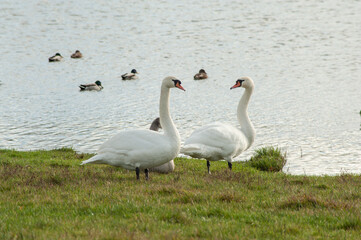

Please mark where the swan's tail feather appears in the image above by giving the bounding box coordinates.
[181,144,201,155]
[81,150,128,166]
[181,144,221,160]
[81,155,104,165]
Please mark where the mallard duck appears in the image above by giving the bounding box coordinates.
[79,81,103,91]
[71,50,82,58]
[48,53,63,62]
[193,69,208,80]
[121,69,138,80]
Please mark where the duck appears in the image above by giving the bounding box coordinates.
[193,69,208,80]
[148,118,175,173]
[150,117,162,131]
[48,53,63,62]
[121,69,138,80]
[79,81,103,91]
[181,77,255,174]
[71,50,83,58]
[81,76,185,180]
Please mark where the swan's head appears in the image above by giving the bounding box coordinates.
[131,69,138,74]
[163,76,186,91]
[230,77,254,90]
[199,69,206,74]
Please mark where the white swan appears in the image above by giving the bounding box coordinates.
[148,117,175,173]
[181,77,255,174]
[81,76,185,180]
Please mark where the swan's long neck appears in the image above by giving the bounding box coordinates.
[237,86,255,149]
[159,85,180,145]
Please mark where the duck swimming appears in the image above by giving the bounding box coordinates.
[194,69,208,80]
[121,69,138,80]
[79,81,103,91]
[71,50,83,58]
[48,53,63,62]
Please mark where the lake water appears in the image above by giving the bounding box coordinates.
[0,0,360,175]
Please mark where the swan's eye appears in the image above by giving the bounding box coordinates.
[237,80,245,85]
[172,79,181,85]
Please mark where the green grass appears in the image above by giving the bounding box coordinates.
[246,146,287,172]
[1,148,360,239]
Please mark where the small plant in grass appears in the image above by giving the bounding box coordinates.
[246,146,287,172]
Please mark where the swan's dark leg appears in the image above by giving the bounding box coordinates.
[136,167,140,180]
[145,169,149,180]
[228,162,232,171]
[207,160,211,174]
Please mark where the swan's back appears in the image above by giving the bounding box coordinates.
[94,129,179,170]
[182,122,248,161]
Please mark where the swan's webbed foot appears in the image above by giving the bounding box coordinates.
[207,160,211,174]
[136,167,140,180]
[228,162,232,171]
[145,169,149,180]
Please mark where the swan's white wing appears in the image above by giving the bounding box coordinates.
[100,130,167,150]
[182,122,247,161]
[95,129,179,169]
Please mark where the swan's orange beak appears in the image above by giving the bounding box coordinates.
[230,81,242,89]
[176,82,186,91]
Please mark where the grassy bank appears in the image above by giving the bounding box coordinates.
[0,148,360,239]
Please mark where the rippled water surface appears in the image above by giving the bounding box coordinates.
[0,0,360,175]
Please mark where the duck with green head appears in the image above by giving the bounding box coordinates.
[48,53,63,62]
[79,81,103,91]
[121,69,138,80]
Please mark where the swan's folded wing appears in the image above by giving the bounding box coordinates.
[183,122,246,159]
[100,130,167,150]
[97,129,177,167]
[185,123,239,147]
